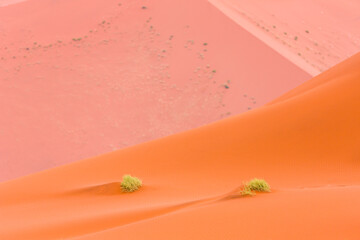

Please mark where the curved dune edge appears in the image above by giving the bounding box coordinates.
[208,0,360,75]
[0,0,310,182]
[208,0,321,76]
[0,53,360,239]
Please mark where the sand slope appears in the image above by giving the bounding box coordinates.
[0,0,310,182]
[0,53,359,239]
[209,0,360,74]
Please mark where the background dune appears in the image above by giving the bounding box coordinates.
[209,0,360,74]
[0,53,359,240]
[0,0,310,181]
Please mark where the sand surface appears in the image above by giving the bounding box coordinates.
[1,0,359,238]
[209,0,360,74]
[0,0,310,181]
[0,0,25,7]
[0,53,359,239]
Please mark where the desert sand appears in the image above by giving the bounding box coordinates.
[1,0,359,239]
[0,0,310,181]
[0,52,359,239]
[0,0,25,7]
[209,0,360,73]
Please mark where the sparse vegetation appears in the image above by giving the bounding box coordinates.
[305,30,309,33]
[72,38,82,41]
[121,175,142,192]
[240,185,255,196]
[246,178,270,192]
[294,36,298,41]
[203,42,208,46]
[240,178,270,196]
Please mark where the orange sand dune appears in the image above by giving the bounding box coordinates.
[0,0,310,182]
[0,53,359,239]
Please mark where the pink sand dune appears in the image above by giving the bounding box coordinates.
[210,0,360,74]
[0,0,310,181]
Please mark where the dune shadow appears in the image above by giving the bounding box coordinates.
[66,182,124,196]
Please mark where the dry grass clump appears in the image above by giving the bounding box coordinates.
[121,175,142,193]
[247,178,270,192]
[240,185,255,196]
[240,178,270,196]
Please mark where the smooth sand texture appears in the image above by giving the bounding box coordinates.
[0,0,310,181]
[0,0,25,7]
[0,53,359,239]
[209,0,360,74]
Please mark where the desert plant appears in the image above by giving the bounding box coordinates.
[240,185,255,196]
[121,175,142,192]
[246,178,270,192]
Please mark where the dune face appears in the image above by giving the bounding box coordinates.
[0,0,310,181]
[209,0,360,74]
[0,53,359,239]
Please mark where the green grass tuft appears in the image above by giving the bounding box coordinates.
[246,178,270,192]
[121,175,142,192]
[239,178,270,196]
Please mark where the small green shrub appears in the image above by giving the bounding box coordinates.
[239,178,270,196]
[121,175,142,192]
[246,178,270,192]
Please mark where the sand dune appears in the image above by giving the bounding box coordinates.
[0,0,310,182]
[0,53,359,239]
[209,0,360,74]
